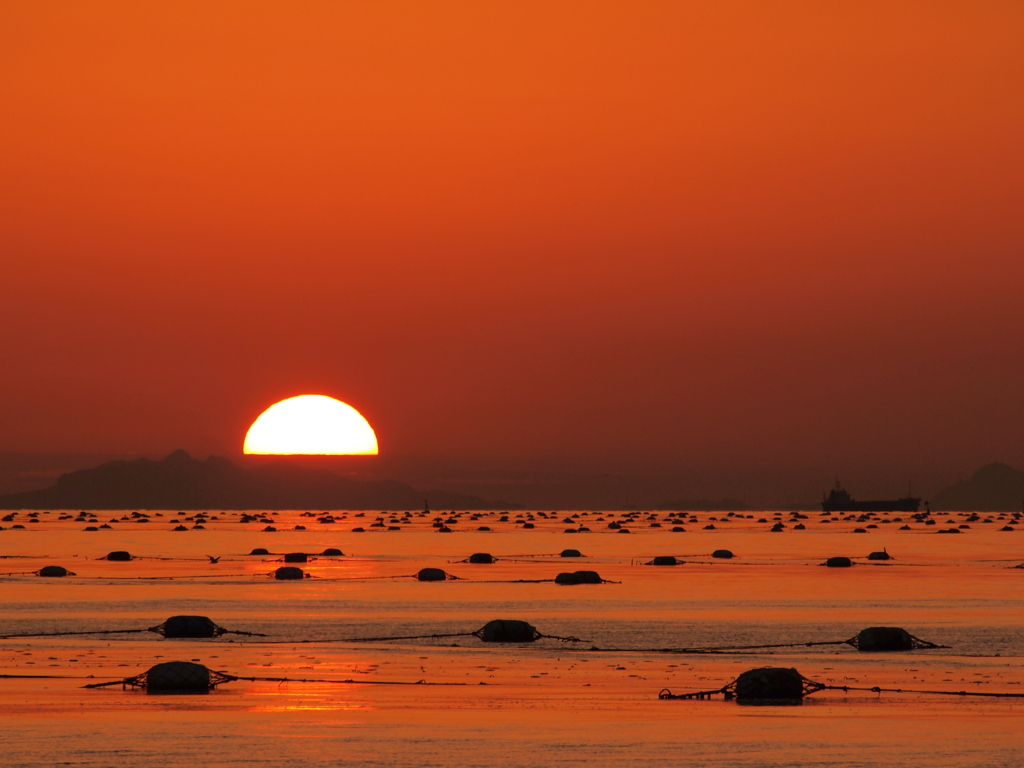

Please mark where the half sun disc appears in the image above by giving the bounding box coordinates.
[243,395,379,455]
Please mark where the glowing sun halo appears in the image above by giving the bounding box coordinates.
[243,395,379,455]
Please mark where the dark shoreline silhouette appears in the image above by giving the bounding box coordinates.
[931,462,1024,512]
[0,450,491,511]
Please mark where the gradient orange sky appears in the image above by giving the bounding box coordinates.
[2,2,1023,480]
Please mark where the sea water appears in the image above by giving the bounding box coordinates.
[1,512,1022,767]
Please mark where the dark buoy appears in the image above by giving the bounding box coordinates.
[559,549,582,558]
[711,549,734,559]
[38,565,71,577]
[825,556,853,568]
[867,549,891,561]
[477,619,540,643]
[854,626,914,652]
[554,570,603,585]
[249,548,270,556]
[416,567,448,582]
[145,661,211,694]
[161,615,219,639]
[274,566,305,580]
[468,553,494,564]
[734,667,805,705]
[650,556,678,566]
[105,551,132,561]
[283,552,308,563]
[321,548,343,556]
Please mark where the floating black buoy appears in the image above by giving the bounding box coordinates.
[650,556,678,566]
[274,566,305,580]
[554,570,603,585]
[145,661,211,694]
[416,568,448,582]
[867,549,891,561]
[249,548,270,555]
[38,565,71,577]
[825,557,853,568]
[734,667,805,705]
[283,552,308,563]
[105,551,132,561]
[321,548,343,556]
[854,626,914,652]
[711,549,734,559]
[559,549,582,558]
[477,619,540,643]
[468,553,494,564]
[161,615,219,639]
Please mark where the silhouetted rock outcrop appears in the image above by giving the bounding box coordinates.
[0,450,491,510]
[932,463,1024,511]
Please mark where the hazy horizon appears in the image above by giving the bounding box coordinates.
[0,447,1005,510]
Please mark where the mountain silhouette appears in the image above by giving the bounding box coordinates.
[931,462,1024,511]
[0,450,490,511]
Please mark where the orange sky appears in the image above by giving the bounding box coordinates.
[2,1,1023,480]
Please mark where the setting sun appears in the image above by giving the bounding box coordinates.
[243,395,378,455]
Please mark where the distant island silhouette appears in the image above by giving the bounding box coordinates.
[931,462,1024,511]
[1,450,1020,512]
[0,450,491,511]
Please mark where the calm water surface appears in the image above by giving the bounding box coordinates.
[1,510,1022,767]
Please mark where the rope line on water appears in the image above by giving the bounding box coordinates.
[658,671,1024,701]
[342,631,477,642]
[82,671,467,689]
[820,684,1024,698]
[337,627,584,644]
[1,673,119,680]
[0,622,264,640]
[579,631,946,655]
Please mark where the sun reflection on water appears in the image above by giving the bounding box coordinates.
[243,682,376,712]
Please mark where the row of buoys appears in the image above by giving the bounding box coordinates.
[82,624,960,697]
[29,547,893,574]
[50,548,346,562]
[826,551,891,567]
[86,658,1024,700]
[462,549,582,562]
[29,551,894,577]
[643,549,889,567]
[412,567,608,584]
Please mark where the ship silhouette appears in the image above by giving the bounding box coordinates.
[821,480,921,513]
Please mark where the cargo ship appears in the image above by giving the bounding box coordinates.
[821,480,921,513]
